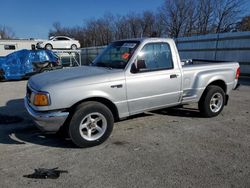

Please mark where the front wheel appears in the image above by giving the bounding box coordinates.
[69,101,114,148]
[198,85,225,117]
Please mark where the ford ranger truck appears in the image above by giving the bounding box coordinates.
[25,38,240,147]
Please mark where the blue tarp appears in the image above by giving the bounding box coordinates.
[0,49,58,80]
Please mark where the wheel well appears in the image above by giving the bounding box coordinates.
[70,97,119,121]
[207,80,227,93]
[199,80,228,105]
[45,43,52,48]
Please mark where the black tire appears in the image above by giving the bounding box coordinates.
[69,101,114,148]
[0,69,5,80]
[34,62,49,68]
[45,44,53,50]
[71,44,77,50]
[198,85,225,117]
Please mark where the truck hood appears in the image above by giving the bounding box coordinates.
[29,66,124,91]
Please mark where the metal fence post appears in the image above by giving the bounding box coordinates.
[214,33,219,61]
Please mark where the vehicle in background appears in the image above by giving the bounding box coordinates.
[0,39,38,56]
[0,49,62,80]
[36,36,81,50]
[25,38,240,148]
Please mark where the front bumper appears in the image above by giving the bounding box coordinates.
[24,97,69,132]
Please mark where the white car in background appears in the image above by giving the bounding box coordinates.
[37,36,80,50]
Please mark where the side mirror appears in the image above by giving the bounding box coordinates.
[137,60,146,69]
[131,60,146,73]
[131,63,138,73]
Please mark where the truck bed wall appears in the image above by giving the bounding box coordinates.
[181,62,239,103]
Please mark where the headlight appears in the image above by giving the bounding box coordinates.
[32,92,50,106]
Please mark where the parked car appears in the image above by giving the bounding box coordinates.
[0,49,61,80]
[36,36,81,50]
[25,38,240,148]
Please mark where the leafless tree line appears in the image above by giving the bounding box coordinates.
[49,11,164,47]
[49,0,245,47]
[159,0,244,37]
[1,0,248,45]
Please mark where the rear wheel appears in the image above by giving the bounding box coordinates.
[198,85,225,117]
[69,101,114,148]
[71,44,77,50]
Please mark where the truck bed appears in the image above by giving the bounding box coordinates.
[181,61,239,103]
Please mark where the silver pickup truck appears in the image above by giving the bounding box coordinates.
[25,38,240,147]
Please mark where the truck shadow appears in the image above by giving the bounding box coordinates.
[0,99,202,148]
[0,99,76,148]
[152,107,202,118]
[0,125,76,148]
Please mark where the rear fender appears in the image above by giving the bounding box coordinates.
[193,69,231,99]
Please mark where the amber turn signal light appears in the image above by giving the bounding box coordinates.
[33,93,49,106]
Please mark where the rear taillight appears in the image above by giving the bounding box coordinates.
[236,67,240,79]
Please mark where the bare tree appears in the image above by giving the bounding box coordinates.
[139,11,156,37]
[0,25,15,39]
[160,0,194,38]
[127,13,142,38]
[213,0,243,33]
[83,15,115,46]
[114,15,130,39]
[237,15,250,31]
[153,12,166,37]
[196,0,214,34]
[85,19,99,46]
[97,14,114,45]
[182,1,197,36]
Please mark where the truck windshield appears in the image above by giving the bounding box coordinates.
[92,41,140,69]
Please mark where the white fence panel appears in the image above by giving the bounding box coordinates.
[176,31,250,75]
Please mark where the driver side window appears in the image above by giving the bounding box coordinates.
[137,43,173,72]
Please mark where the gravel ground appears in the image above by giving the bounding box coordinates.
[0,79,249,188]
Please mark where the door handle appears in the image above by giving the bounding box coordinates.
[170,74,178,79]
[111,84,123,88]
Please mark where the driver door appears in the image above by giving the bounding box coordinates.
[125,42,182,115]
